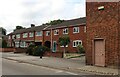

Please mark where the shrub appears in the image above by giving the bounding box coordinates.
[33,46,50,56]
[2,40,7,48]
[77,44,85,54]
[26,44,35,55]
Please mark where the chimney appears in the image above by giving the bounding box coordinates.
[31,24,35,27]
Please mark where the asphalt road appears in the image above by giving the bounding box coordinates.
[2,58,86,75]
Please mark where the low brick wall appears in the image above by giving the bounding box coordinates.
[0,48,15,52]
[14,48,27,53]
[44,52,63,58]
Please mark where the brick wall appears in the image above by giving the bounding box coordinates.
[44,52,63,58]
[56,26,86,53]
[86,2,119,67]
[43,25,86,53]
[14,48,27,53]
[0,48,15,52]
[119,1,120,68]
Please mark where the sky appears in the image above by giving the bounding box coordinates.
[0,0,86,34]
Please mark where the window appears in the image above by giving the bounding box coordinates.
[9,36,11,39]
[73,27,79,33]
[54,30,59,35]
[16,34,20,38]
[63,28,68,34]
[84,26,86,33]
[46,31,50,36]
[73,40,82,47]
[15,42,19,47]
[23,33,28,38]
[20,41,27,48]
[60,45,68,47]
[36,31,42,36]
[12,35,15,39]
[29,32,34,37]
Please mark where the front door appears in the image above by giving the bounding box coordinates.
[94,39,105,66]
[53,41,57,52]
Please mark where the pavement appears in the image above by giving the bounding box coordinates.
[1,52,119,75]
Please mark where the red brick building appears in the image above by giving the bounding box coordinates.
[7,17,86,53]
[43,17,86,53]
[8,25,47,48]
[86,2,120,67]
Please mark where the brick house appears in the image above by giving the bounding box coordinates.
[43,17,86,53]
[86,2,120,67]
[7,17,86,53]
[0,27,7,47]
[8,25,47,48]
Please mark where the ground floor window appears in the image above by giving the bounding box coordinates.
[20,42,27,48]
[60,45,68,47]
[73,40,82,47]
[15,42,19,47]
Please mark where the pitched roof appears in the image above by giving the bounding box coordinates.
[8,17,86,35]
[44,17,86,30]
[8,25,47,35]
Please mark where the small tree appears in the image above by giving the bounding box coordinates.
[33,46,50,56]
[58,35,70,58]
[14,26,25,31]
[77,44,85,54]
[26,44,35,55]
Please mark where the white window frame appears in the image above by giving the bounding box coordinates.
[36,31,42,36]
[54,29,59,35]
[12,35,15,39]
[73,27,79,33]
[63,28,68,34]
[46,31,50,36]
[29,32,34,37]
[73,40,82,47]
[20,41,27,48]
[23,33,28,38]
[16,34,20,39]
[15,42,19,47]
[60,45,68,47]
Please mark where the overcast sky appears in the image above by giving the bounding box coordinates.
[0,0,86,34]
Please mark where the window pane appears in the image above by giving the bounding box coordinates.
[36,32,42,36]
[46,31,50,36]
[79,42,81,45]
[73,27,79,33]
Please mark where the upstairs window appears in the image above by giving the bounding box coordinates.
[73,40,82,47]
[46,31,50,36]
[12,35,15,39]
[63,28,68,34]
[54,30,59,35]
[73,27,79,33]
[16,34,20,38]
[36,31,42,36]
[23,33,28,38]
[29,32,34,37]
[8,36,11,39]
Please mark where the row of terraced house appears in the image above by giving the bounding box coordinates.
[7,1,120,68]
[7,17,86,53]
